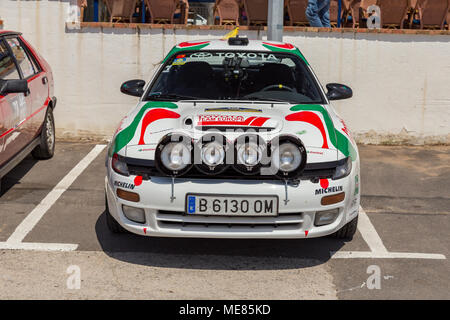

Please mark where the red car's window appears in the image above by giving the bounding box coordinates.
[0,41,20,80]
[6,38,36,79]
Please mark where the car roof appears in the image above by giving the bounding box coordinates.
[174,38,298,52]
[0,30,22,37]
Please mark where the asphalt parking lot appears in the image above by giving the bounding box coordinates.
[0,141,448,299]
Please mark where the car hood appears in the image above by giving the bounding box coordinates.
[110,101,357,164]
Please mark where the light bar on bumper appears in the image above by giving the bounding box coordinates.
[155,133,193,176]
[269,135,307,179]
[233,134,267,175]
[194,133,230,175]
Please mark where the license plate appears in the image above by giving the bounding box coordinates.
[186,194,278,216]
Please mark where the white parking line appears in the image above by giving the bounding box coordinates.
[0,242,78,251]
[356,207,388,253]
[0,144,106,251]
[331,207,446,260]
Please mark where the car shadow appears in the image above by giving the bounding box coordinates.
[95,210,349,271]
[0,154,38,196]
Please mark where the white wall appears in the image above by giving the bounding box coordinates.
[2,0,450,144]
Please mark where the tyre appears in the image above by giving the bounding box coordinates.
[331,216,358,240]
[105,192,128,233]
[32,107,55,159]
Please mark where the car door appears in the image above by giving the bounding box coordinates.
[0,38,26,168]
[5,37,46,143]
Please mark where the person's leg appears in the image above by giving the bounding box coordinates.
[306,0,324,27]
[318,0,331,28]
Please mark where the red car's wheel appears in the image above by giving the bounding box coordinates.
[32,107,55,160]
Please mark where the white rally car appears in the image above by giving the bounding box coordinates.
[105,37,360,240]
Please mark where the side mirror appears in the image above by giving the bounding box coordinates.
[0,79,29,95]
[326,83,353,101]
[120,79,146,97]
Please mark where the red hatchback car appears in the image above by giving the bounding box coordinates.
[0,31,56,191]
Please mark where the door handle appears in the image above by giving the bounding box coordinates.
[42,76,48,85]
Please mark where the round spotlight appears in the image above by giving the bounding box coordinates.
[270,135,307,179]
[155,133,193,176]
[195,133,229,175]
[233,134,267,175]
[201,141,225,167]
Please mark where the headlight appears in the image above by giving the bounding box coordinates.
[234,134,267,175]
[273,142,301,172]
[201,141,225,166]
[332,157,352,180]
[155,133,193,176]
[237,142,260,166]
[112,153,129,176]
[270,135,307,179]
[195,133,229,175]
[161,142,191,171]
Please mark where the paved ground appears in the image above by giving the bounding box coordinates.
[0,142,448,299]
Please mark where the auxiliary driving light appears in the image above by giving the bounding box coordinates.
[270,135,307,179]
[195,133,230,175]
[234,134,267,175]
[155,133,193,176]
[122,205,146,223]
[314,208,339,226]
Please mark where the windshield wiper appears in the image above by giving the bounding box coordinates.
[241,96,291,104]
[148,94,200,101]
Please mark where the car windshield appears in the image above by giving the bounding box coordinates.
[145,50,325,104]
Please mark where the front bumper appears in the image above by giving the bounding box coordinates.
[105,165,360,239]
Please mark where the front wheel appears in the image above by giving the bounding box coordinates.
[32,107,55,159]
[331,216,358,240]
[105,192,128,234]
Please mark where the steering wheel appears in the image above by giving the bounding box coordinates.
[261,84,294,92]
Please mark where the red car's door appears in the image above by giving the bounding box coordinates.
[5,37,47,141]
[0,39,27,167]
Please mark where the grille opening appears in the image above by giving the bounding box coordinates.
[157,220,302,231]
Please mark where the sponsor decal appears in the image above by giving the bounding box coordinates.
[296,130,307,135]
[138,109,180,145]
[261,42,309,65]
[190,52,213,58]
[286,111,329,149]
[198,115,269,127]
[178,41,210,48]
[307,150,324,155]
[163,41,211,63]
[138,148,155,152]
[354,175,360,195]
[289,105,357,161]
[114,181,135,190]
[172,57,186,65]
[340,119,355,144]
[320,178,329,189]
[111,101,178,154]
[134,176,143,186]
[315,185,343,195]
